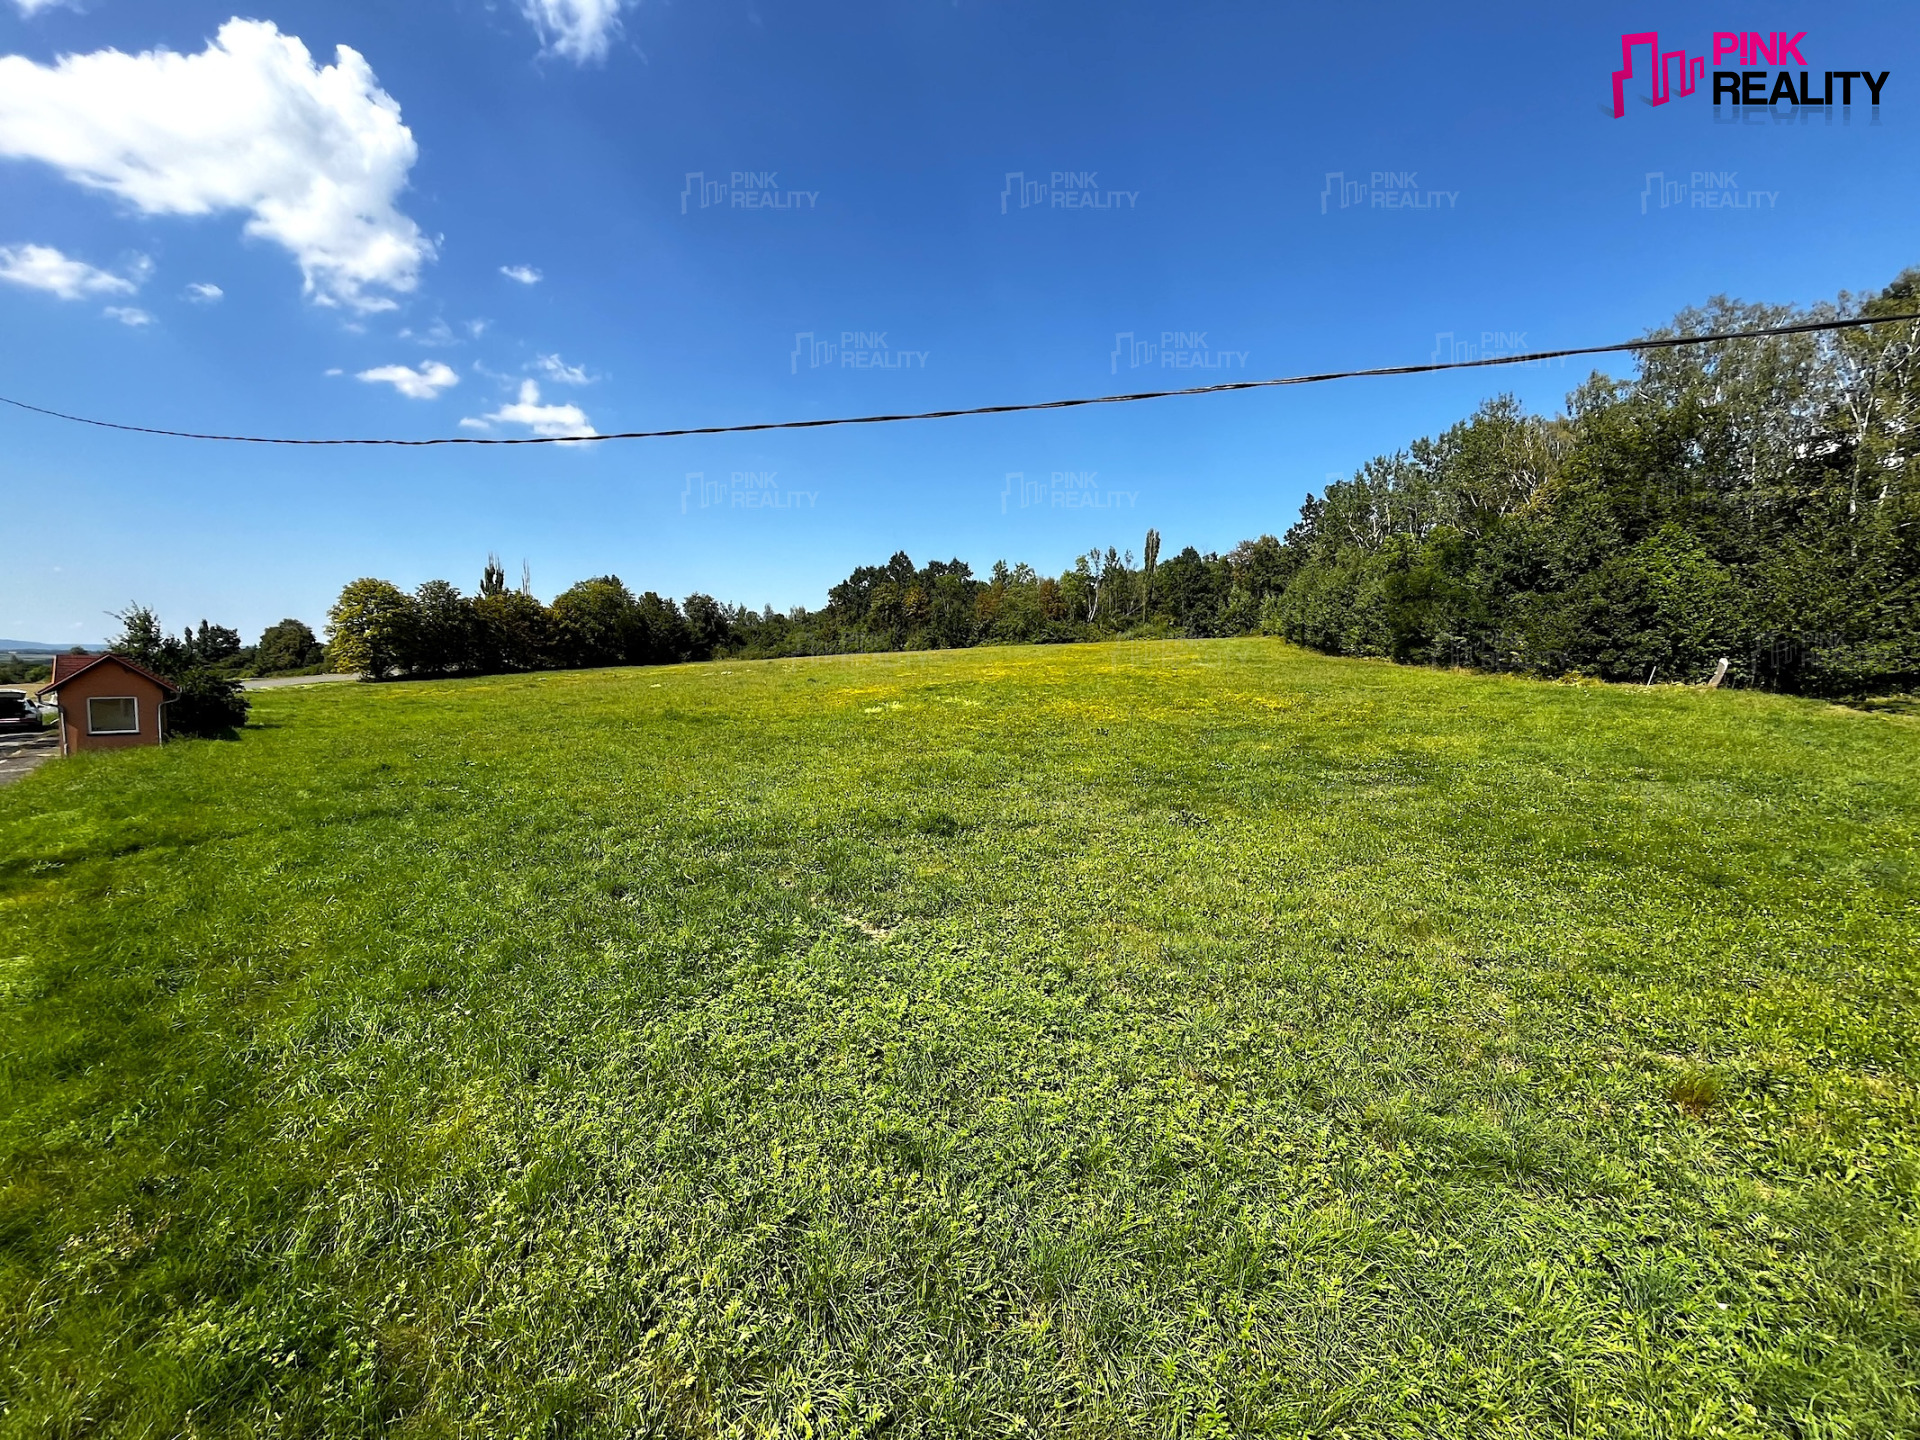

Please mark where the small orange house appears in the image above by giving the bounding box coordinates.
[40,653,177,755]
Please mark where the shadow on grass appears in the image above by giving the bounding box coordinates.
[1838,694,1920,719]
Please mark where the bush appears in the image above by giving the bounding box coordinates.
[167,669,251,738]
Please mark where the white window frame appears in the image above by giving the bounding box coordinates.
[86,695,140,735]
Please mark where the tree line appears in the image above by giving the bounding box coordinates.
[1271,274,1919,694]
[3,618,323,688]
[94,609,334,736]
[321,541,1295,679]
[102,612,329,679]
[325,269,1918,697]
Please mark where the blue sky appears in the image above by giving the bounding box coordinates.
[1,0,1914,645]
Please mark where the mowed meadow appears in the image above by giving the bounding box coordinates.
[2,640,1917,1438]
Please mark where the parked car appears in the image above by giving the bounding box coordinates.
[0,689,45,732]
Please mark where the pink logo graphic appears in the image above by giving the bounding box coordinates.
[1611,32,1708,117]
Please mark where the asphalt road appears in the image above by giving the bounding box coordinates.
[0,730,58,787]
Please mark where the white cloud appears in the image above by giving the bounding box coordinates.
[465,379,596,438]
[184,281,224,302]
[13,0,76,16]
[0,242,148,299]
[521,0,629,64]
[401,317,458,346]
[324,367,343,376]
[532,352,592,385]
[104,305,153,325]
[356,360,460,399]
[398,317,490,346]
[0,19,430,313]
[500,264,541,285]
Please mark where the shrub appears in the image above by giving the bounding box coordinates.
[167,669,250,738]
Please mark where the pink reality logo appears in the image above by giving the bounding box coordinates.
[1608,31,1890,117]
[1609,32,1714,117]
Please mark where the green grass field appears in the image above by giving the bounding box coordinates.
[2,640,1917,1438]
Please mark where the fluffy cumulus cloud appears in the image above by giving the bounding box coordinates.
[499,264,541,285]
[357,361,460,399]
[13,0,76,15]
[521,0,629,64]
[184,281,224,302]
[0,19,430,312]
[0,242,148,298]
[463,379,596,438]
[103,304,153,326]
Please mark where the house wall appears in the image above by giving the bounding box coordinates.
[55,667,168,754]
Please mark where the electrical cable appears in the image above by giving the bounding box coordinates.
[0,311,1914,448]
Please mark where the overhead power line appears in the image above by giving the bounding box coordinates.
[1,312,1915,448]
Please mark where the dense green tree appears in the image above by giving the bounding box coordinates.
[631,592,692,665]
[256,619,325,674]
[326,579,417,680]
[107,603,168,671]
[927,573,976,648]
[408,580,480,675]
[1155,546,1231,635]
[480,553,508,599]
[473,591,553,672]
[551,576,639,667]
[828,552,915,620]
[182,621,243,664]
[682,594,732,660]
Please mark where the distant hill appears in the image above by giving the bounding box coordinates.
[0,641,105,653]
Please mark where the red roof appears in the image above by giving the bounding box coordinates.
[41,652,180,696]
